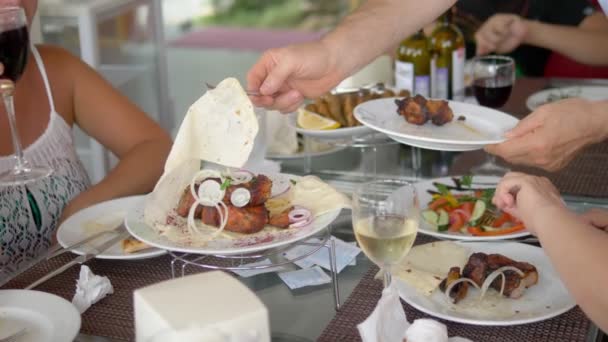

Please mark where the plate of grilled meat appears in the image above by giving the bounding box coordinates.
[393,241,575,325]
[126,170,350,255]
[287,86,410,140]
[354,95,519,151]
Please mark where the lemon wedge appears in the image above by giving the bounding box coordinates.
[297,108,340,130]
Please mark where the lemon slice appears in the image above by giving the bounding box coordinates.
[297,108,340,130]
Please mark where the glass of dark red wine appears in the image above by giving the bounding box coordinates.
[471,55,515,176]
[0,7,52,186]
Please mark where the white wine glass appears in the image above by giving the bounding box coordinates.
[0,7,52,186]
[352,179,419,288]
[471,55,515,176]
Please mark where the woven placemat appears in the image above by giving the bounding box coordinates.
[1,253,232,341]
[451,141,608,198]
[318,263,590,342]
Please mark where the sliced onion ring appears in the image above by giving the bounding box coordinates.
[443,278,479,304]
[229,169,254,184]
[479,266,525,300]
[290,216,313,228]
[288,208,312,223]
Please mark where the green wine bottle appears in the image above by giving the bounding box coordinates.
[430,8,466,100]
[395,30,431,97]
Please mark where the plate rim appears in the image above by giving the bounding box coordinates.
[414,175,531,241]
[125,175,345,255]
[57,195,166,260]
[266,144,347,160]
[397,241,577,326]
[286,112,373,139]
[526,85,608,111]
[0,289,81,341]
[354,98,518,145]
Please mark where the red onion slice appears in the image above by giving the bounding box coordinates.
[290,216,313,228]
[270,174,292,198]
[288,208,312,223]
[229,169,254,184]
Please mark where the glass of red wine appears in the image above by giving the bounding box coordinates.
[471,55,515,176]
[0,7,52,186]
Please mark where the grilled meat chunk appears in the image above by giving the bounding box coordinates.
[201,205,269,234]
[462,252,539,299]
[223,174,272,206]
[176,184,202,218]
[439,267,469,304]
[425,99,454,126]
[395,95,428,125]
[268,206,293,229]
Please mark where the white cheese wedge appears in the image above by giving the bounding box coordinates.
[134,271,270,342]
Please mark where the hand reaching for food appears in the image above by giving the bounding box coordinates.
[580,208,608,231]
[493,172,565,234]
[475,14,528,55]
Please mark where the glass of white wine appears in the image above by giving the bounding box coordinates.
[353,179,419,288]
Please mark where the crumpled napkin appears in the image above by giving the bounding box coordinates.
[72,265,114,314]
[357,282,473,342]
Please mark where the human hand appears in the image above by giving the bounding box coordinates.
[580,208,608,231]
[247,41,348,113]
[493,172,565,235]
[485,98,608,171]
[475,14,528,55]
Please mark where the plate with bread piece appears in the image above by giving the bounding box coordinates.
[393,241,575,325]
[57,195,165,260]
[287,86,410,140]
[354,95,519,151]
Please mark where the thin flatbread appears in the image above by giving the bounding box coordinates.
[122,237,153,253]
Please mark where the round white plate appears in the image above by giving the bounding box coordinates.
[395,241,576,325]
[526,86,608,111]
[354,98,519,151]
[125,175,344,255]
[266,144,346,160]
[414,176,530,241]
[287,112,374,140]
[57,196,166,260]
[0,290,81,342]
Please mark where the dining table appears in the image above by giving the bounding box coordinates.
[2,77,608,342]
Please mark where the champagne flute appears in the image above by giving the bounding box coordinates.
[470,55,515,176]
[352,179,419,288]
[0,7,52,186]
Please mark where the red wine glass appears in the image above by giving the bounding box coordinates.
[0,7,52,186]
[471,55,515,176]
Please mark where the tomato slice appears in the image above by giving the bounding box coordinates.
[448,211,465,232]
[429,198,449,210]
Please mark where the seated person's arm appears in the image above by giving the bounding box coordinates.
[57,48,172,219]
[476,12,608,66]
[494,173,608,331]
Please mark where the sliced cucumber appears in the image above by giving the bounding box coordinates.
[468,200,486,226]
[481,225,501,232]
[437,209,449,231]
[422,210,439,227]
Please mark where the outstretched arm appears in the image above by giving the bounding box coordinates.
[248,0,455,112]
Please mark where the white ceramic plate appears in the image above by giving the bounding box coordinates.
[57,196,165,260]
[526,86,608,111]
[354,98,519,151]
[0,290,81,342]
[125,174,344,255]
[287,112,374,140]
[414,176,530,241]
[395,241,576,325]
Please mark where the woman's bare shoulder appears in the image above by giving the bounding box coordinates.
[35,44,87,71]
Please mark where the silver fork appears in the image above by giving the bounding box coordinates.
[205,82,262,96]
[0,329,26,342]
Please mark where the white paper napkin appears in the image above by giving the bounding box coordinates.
[357,282,473,342]
[72,265,114,314]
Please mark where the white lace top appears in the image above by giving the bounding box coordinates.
[0,46,90,275]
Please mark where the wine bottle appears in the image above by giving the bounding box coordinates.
[430,8,466,100]
[395,30,431,97]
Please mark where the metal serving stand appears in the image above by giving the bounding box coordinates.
[168,227,344,310]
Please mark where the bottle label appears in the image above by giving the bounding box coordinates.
[431,57,449,99]
[451,47,466,101]
[414,76,430,97]
[395,60,414,93]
